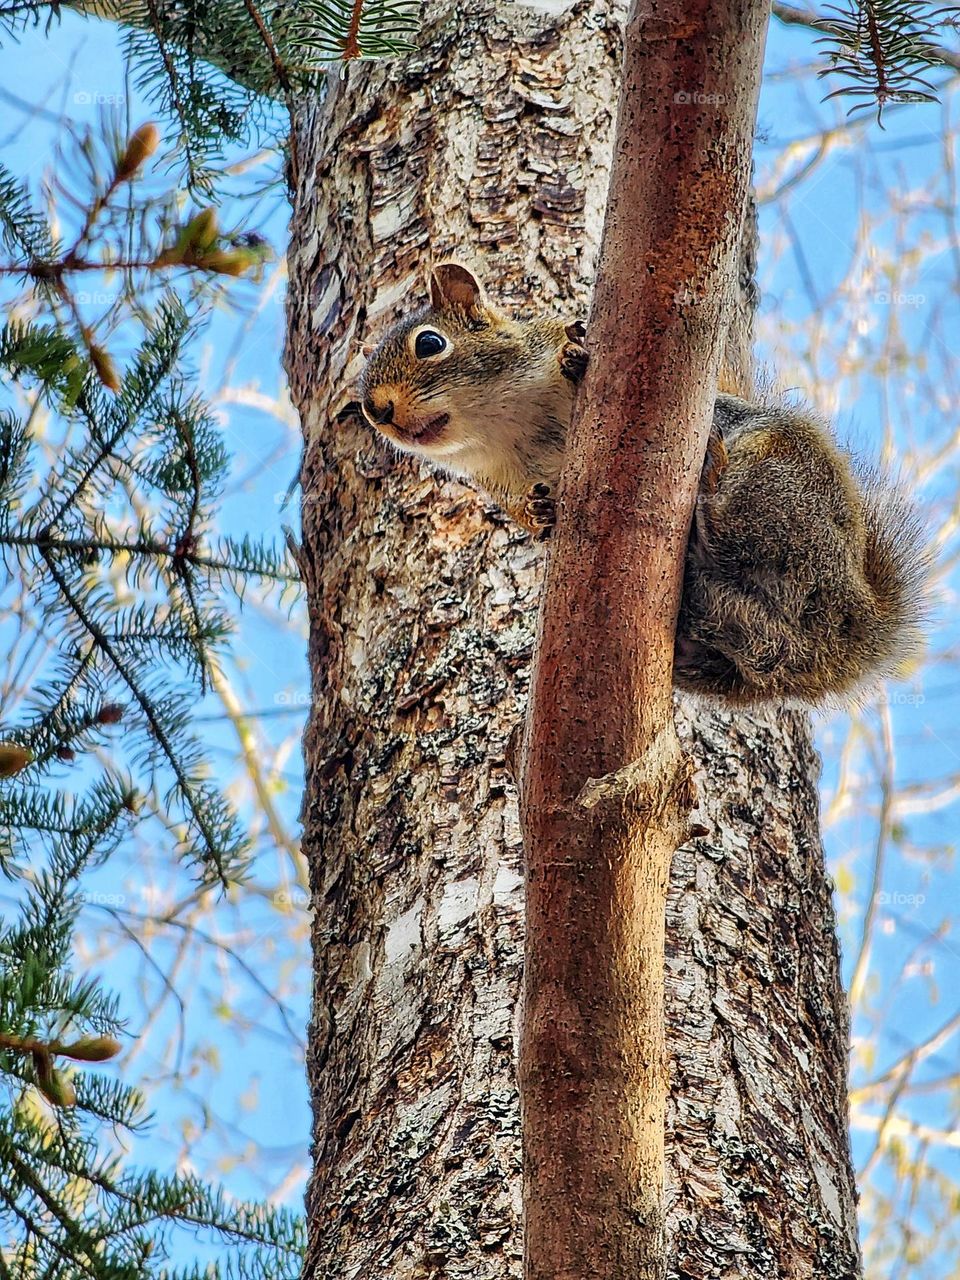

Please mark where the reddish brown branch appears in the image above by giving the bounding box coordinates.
[341,0,365,61]
[518,1,770,1276]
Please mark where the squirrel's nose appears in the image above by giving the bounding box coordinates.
[364,397,394,426]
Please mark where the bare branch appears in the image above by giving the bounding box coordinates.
[518,0,769,1274]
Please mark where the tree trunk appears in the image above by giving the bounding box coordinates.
[286,3,863,1277]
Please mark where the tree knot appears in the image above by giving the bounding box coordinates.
[574,726,697,838]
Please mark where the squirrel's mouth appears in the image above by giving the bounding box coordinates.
[396,413,450,447]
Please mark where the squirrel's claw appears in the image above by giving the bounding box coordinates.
[526,482,556,541]
[559,340,588,386]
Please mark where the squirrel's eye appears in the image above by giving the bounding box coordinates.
[414,330,447,359]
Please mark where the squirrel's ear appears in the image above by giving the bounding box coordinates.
[430,263,485,317]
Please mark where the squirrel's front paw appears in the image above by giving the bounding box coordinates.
[526,483,556,541]
[560,322,588,385]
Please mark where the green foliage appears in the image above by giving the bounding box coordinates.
[0,842,305,1276]
[119,0,417,189]
[0,166,57,264]
[814,0,959,121]
[0,286,293,879]
[122,3,283,193]
[0,118,301,1274]
[287,0,420,66]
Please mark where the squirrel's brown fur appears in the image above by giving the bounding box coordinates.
[357,264,928,707]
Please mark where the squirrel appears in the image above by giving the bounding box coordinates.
[355,263,928,707]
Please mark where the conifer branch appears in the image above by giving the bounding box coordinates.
[0,112,302,1274]
[773,0,960,120]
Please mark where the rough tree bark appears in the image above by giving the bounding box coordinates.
[286,2,863,1277]
[518,2,768,1276]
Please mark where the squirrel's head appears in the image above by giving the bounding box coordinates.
[357,264,534,464]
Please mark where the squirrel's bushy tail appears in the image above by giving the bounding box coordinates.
[855,469,930,688]
[674,426,931,708]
